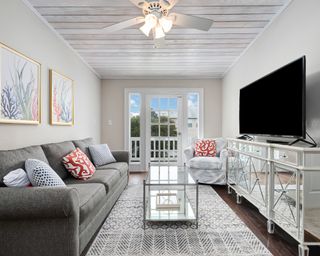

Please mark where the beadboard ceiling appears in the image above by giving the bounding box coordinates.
[26,0,290,79]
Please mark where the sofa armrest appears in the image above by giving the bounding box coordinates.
[184,146,194,163]
[0,187,79,220]
[112,150,129,165]
[0,187,80,256]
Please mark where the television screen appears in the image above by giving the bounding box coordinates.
[239,56,306,138]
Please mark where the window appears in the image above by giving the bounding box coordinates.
[129,93,141,163]
[187,93,200,144]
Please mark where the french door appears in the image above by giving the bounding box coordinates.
[126,88,203,172]
[146,95,183,165]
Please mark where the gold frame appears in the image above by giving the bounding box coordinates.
[49,69,74,126]
[0,42,41,125]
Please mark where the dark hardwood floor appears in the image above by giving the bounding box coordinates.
[130,172,320,256]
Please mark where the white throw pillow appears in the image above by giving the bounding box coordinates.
[25,159,66,187]
[89,144,116,167]
[3,169,31,187]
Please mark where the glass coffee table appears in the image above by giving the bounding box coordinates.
[143,165,199,229]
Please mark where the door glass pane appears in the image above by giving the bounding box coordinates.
[169,111,177,124]
[170,125,177,137]
[160,111,169,123]
[151,125,159,136]
[169,98,177,110]
[151,111,159,123]
[159,98,168,109]
[160,125,168,136]
[151,97,158,110]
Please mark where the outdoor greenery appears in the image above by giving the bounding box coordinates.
[131,111,177,138]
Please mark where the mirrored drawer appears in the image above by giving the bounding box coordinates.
[228,141,238,151]
[273,149,298,166]
[238,144,268,157]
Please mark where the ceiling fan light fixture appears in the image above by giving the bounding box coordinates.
[155,24,165,39]
[139,14,157,36]
[159,17,173,33]
[140,23,152,36]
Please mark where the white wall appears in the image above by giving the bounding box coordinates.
[0,0,101,149]
[222,0,320,143]
[101,79,222,150]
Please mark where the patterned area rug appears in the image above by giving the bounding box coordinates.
[86,185,271,256]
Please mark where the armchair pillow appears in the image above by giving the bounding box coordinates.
[25,159,66,187]
[194,139,217,157]
[62,148,96,180]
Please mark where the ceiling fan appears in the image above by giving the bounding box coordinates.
[103,0,214,48]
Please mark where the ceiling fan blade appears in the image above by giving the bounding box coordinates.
[154,37,166,48]
[129,0,145,8]
[169,13,214,31]
[103,17,145,33]
[165,0,180,10]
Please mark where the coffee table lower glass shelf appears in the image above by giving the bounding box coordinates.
[143,165,199,229]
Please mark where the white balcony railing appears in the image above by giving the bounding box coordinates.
[130,137,140,163]
[130,137,178,164]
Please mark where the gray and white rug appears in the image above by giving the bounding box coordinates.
[87,185,272,256]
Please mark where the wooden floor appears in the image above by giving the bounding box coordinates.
[130,172,320,256]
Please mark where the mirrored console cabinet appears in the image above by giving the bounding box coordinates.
[227,138,320,256]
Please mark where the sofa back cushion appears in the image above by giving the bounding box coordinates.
[72,138,94,160]
[42,141,76,180]
[0,146,48,187]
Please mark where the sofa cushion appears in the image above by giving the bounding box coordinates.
[66,183,106,232]
[72,138,94,160]
[64,169,121,194]
[42,141,76,180]
[0,145,48,187]
[189,157,222,170]
[96,162,128,177]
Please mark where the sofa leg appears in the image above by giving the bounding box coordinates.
[227,186,232,195]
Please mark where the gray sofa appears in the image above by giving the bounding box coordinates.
[0,138,129,256]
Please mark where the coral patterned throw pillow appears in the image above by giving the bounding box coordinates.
[62,148,96,180]
[194,139,217,157]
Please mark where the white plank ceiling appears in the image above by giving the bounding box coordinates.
[26,0,290,79]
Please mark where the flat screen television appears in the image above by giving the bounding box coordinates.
[239,56,306,138]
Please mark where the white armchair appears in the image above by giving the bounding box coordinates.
[184,138,228,185]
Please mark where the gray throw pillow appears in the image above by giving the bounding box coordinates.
[25,159,66,187]
[89,144,116,167]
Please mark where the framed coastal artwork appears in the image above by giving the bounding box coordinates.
[0,43,41,124]
[49,69,74,126]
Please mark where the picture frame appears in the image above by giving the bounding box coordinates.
[49,69,74,126]
[0,42,41,124]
